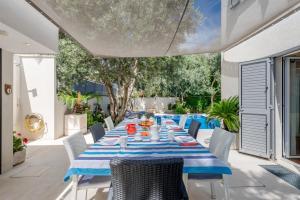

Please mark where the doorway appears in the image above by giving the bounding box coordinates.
[284,57,300,158]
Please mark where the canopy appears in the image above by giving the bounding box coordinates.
[27,0,300,57]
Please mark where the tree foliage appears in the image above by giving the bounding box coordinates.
[56,34,221,121]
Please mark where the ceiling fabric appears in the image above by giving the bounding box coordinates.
[27,0,300,57]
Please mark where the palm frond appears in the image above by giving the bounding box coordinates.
[207,96,239,132]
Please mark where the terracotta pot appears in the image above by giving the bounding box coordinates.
[13,149,26,166]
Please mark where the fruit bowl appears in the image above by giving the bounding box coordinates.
[138,120,154,128]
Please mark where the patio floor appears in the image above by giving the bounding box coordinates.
[0,132,299,200]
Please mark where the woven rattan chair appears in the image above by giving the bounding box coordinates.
[188,120,201,139]
[90,123,106,143]
[108,158,189,200]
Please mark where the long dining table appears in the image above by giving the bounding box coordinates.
[64,118,232,188]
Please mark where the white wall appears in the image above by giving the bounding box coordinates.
[221,53,239,99]
[221,0,300,48]
[1,50,13,173]
[14,55,63,140]
[132,97,177,113]
[224,10,300,62]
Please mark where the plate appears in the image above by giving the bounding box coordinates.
[99,138,120,146]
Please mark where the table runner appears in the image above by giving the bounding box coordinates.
[64,119,231,182]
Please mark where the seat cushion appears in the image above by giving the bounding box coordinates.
[188,173,223,180]
[78,175,111,189]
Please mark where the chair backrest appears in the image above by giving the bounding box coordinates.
[105,116,115,131]
[179,115,188,129]
[63,133,87,162]
[90,123,106,143]
[110,158,185,200]
[188,120,201,139]
[209,128,235,163]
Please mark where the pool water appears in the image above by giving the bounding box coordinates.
[158,114,220,129]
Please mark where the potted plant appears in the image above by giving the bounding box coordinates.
[59,91,89,136]
[207,96,240,149]
[13,131,28,166]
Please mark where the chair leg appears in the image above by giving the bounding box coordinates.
[210,182,216,199]
[223,176,230,200]
[72,176,78,200]
[85,189,88,200]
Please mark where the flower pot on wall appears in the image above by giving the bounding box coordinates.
[13,149,26,166]
[64,113,87,136]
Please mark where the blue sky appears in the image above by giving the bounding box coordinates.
[178,0,221,51]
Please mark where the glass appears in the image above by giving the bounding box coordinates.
[120,136,128,151]
[289,60,300,156]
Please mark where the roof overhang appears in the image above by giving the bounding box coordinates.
[0,0,58,54]
[224,8,300,62]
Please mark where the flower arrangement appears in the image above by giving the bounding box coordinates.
[13,131,28,154]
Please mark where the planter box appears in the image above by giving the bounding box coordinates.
[13,149,26,166]
[64,114,87,136]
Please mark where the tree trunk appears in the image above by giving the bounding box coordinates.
[210,77,217,105]
[105,58,139,123]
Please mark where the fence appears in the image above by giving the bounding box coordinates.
[131,97,177,113]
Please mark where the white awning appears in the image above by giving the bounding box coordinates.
[26,0,300,57]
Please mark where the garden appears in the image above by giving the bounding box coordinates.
[56,33,239,134]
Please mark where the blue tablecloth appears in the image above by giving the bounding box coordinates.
[64,119,231,182]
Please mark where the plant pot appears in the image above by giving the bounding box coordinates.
[64,114,87,136]
[230,133,239,150]
[13,149,26,166]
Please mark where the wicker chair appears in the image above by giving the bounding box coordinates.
[90,123,106,143]
[188,120,201,139]
[108,158,189,200]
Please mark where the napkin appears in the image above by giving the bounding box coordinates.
[99,138,120,146]
[175,136,198,146]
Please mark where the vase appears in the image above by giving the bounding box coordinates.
[13,149,26,166]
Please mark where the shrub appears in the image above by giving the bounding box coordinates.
[173,101,189,114]
[207,96,239,132]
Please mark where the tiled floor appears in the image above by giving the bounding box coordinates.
[0,132,299,200]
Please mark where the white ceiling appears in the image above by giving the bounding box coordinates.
[0,22,56,54]
[0,0,58,54]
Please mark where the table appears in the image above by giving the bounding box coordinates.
[64,118,231,183]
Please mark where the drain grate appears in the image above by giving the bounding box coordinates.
[260,165,300,190]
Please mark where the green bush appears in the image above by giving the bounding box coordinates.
[173,101,189,114]
[207,96,239,132]
[184,96,210,113]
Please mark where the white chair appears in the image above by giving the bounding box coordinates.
[63,133,111,200]
[104,116,115,131]
[188,128,235,200]
[179,114,188,129]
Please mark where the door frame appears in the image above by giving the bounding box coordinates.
[239,58,275,158]
[0,49,2,173]
[283,57,300,158]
